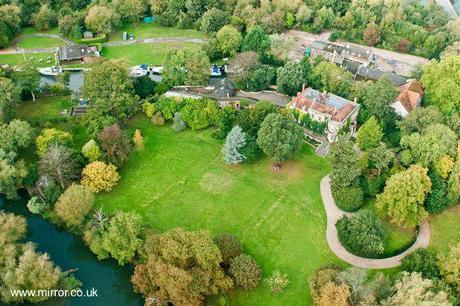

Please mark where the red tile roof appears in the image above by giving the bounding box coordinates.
[396,80,424,113]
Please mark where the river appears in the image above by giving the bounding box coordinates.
[0,195,143,306]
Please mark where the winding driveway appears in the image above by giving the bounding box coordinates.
[320,175,431,269]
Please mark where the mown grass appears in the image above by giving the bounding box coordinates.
[102,42,202,65]
[0,52,55,66]
[16,95,74,122]
[16,36,65,49]
[429,205,460,254]
[108,22,205,41]
[96,115,342,305]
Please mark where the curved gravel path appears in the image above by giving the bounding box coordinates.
[320,175,431,269]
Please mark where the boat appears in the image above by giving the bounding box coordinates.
[210,64,222,77]
[38,66,62,76]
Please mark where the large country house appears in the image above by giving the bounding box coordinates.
[390,80,424,118]
[288,87,360,142]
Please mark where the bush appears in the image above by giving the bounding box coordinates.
[308,264,343,304]
[81,139,101,162]
[336,210,387,258]
[151,112,165,125]
[154,81,170,95]
[329,31,340,42]
[362,174,386,197]
[214,233,242,264]
[27,196,47,214]
[332,186,364,212]
[81,161,120,193]
[229,254,261,290]
[75,33,107,44]
[401,249,440,279]
[265,270,289,293]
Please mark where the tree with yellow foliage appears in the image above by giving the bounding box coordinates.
[81,161,120,193]
[133,129,144,150]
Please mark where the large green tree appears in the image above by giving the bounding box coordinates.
[362,75,398,128]
[163,48,210,86]
[276,60,310,96]
[257,113,303,169]
[328,136,361,188]
[356,116,383,151]
[398,105,444,136]
[241,26,271,53]
[216,25,242,57]
[0,5,21,48]
[83,59,139,135]
[131,228,233,305]
[376,165,431,228]
[421,56,460,115]
[0,77,19,123]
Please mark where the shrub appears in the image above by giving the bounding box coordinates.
[332,186,364,212]
[81,139,101,162]
[154,81,170,95]
[27,196,47,214]
[336,210,387,258]
[214,233,242,264]
[181,98,219,130]
[265,270,289,293]
[36,128,73,156]
[401,249,440,279]
[81,161,120,193]
[55,184,94,228]
[151,112,165,125]
[97,124,132,167]
[142,102,156,118]
[133,129,144,150]
[229,254,261,290]
[308,264,343,304]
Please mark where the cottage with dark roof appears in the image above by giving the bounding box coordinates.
[391,80,424,117]
[57,45,99,63]
[288,87,360,142]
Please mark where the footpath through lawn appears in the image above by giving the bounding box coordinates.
[96,116,340,305]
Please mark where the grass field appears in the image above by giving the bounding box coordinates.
[16,95,74,122]
[108,23,205,41]
[0,52,55,66]
[96,116,341,305]
[429,205,460,254]
[16,36,65,49]
[102,42,201,65]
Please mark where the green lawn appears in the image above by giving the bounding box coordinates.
[0,52,55,66]
[429,205,460,254]
[96,116,341,305]
[102,42,201,65]
[16,95,74,122]
[108,23,205,41]
[16,36,65,49]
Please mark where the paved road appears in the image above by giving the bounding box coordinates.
[320,175,431,269]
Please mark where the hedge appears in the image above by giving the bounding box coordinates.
[76,34,107,45]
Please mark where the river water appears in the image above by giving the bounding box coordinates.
[0,195,143,306]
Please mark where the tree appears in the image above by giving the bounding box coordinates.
[362,75,398,128]
[38,145,78,190]
[222,125,246,164]
[36,128,73,156]
[97,124,132,167]
[336,210,387,257]
[83,59,138,135]
[0,151,28,200]
[82,139,101,162]
[133,129,144,150]
[114,0,147,23]
[376,165,431,228]
[400,124,457,167]
[213,233,242,265]
[318,281,351,306]
[131,228,233,305]
[132,75,156,99]
[242,26,271,53]
[55,184,94,228]
[86,211,144,265]
[181,98,219,130]
[337,268,389,305]
[12,66,40,101]
[32,4,57,30]
[200,8,229,33]
[356,116,383,151]
[163,48,210,86]
[425,169,449,213]
[312,61,353,98]
[81,161,120,193]
[398,105,444,136]
[229,254,261,290]
[276,60,310,96]
[0,120,33,152]
[329,136,361,188]
[238,100,277,136]
[213,106,237,139]
[216,25,242,57]
[84,5,119,34]
[0,77,19,123]
[401,249,440,280]
[384,272,451,305]
[257,113,303,169]
[421,56,460,115]
[367,144,395,176]
[437,243,460,293]
[309,264,343,304]
[363,21,381,46]
[447,158,460,204]
[0,4,21,48]
[246,65,276,91]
